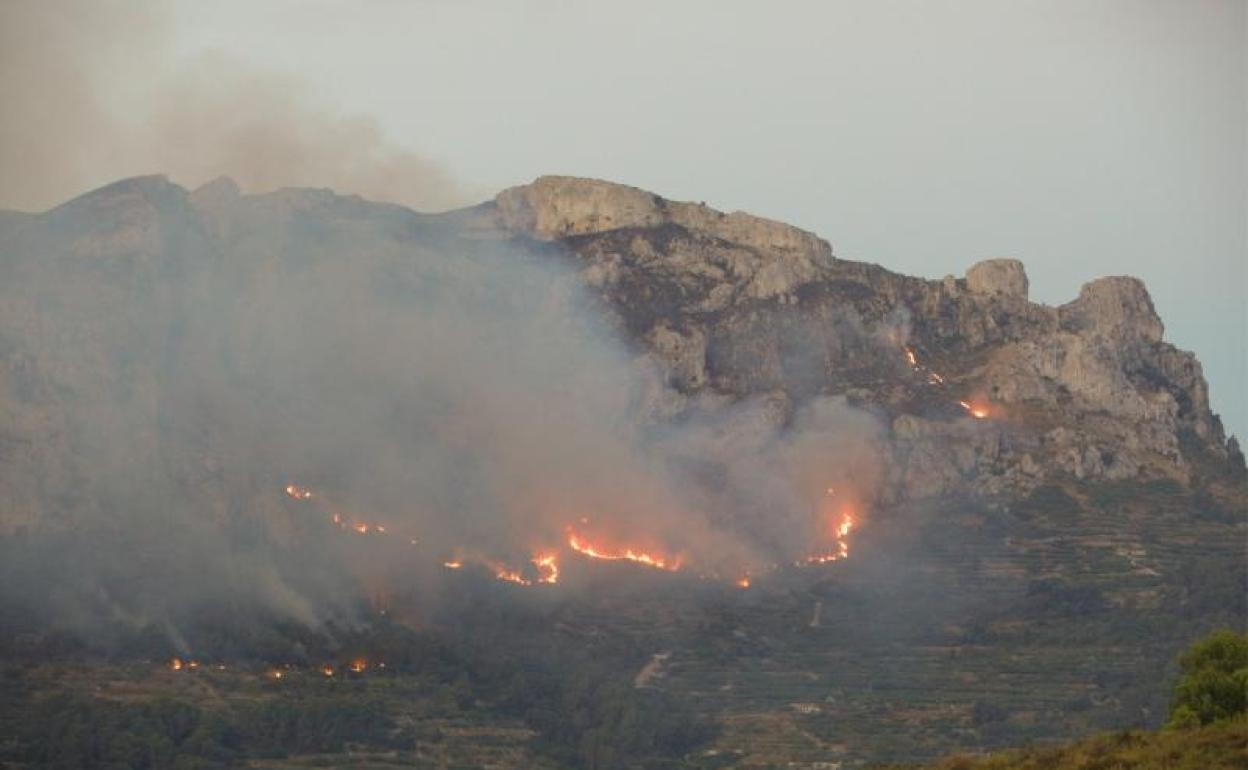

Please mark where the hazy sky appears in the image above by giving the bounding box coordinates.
[7,1,1246,439]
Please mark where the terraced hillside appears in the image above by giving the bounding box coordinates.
[0,175,1243,768]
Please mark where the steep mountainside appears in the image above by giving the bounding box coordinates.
[0,175,1243,766]
[481,176,1239,503]
[0,174,1239,533]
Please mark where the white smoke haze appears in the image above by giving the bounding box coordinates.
[0,174,888,650]
[0,0,888,650]
[0,1,470,213]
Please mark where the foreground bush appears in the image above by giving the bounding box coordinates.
[1165,628,1248,729]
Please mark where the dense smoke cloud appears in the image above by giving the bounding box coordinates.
[0,0,886,652]
[0,176,886,651]
[0,1,467,213]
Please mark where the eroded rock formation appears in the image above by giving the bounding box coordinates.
[0,174,1240,537]
[481,176,1238,502]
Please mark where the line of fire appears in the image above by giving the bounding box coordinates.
[277,343,999,597]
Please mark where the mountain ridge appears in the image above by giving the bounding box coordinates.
[0,174,1244,766]
[0,173,1240,539]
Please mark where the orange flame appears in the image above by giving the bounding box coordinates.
[320,664,335,677]
[169,657,183,671]
[805,511,855,564]
[284,484,313,500]
[736,575,751,589]
[565,529,681,571]
[493,565,530,585]
[349,659,367,673]
[443,560,463,570]
[533,552,560,584]
[959,401,989,419]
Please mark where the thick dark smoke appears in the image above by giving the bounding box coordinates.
[0,1,468,213]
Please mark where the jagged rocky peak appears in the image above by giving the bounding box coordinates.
[965,258,1029,299]
[0,173,1239,534]
[490,176,836,303]
[479,177,1239,500]
[496,175,833,260]
[1060,275,1164,344]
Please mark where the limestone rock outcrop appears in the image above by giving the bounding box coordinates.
[495,176,832,301]
[966,258,1029,299]
[0,174,1240,537]
[487,176,1239,503]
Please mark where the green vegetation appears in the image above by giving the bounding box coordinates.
[875,629,1248,770]
[0,479,1242,768]
[0,616,717,770]
[875,718,1247,770]
[1165,628,1248,729]
[11,691,394,769]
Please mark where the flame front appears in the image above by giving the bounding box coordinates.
[492,565,530,585]
[565,529,681,571]
[533,552,559,584]
[806,510,855,564]
[284,484,313,500]
[901,347,995,420]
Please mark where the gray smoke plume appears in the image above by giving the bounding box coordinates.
[0,174,887,653]
[0,1,468,213]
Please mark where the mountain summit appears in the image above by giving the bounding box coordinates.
[0,175,1243,764]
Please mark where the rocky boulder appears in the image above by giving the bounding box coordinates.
[965,258,1029,299]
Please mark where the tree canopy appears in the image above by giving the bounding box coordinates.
[1166,628,1248,729]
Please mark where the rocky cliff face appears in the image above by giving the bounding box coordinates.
[0,174,1240,539]
[479,176,1240,503]
[2,175,1244,765]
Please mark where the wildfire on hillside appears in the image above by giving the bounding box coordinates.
[565,528,682,571]
[533,552,560,584]
[282,482,863,591]
[806,511,854,564]
[804,487,856,564]
[491,564,530,585]
[902,346,996,420]
[959,400,990,419]
[440,551,560,586]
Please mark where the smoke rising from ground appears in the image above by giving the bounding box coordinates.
[0,1,468,213]
[0,178,885,651]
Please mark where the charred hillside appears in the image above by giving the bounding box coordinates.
[0,175,1243,766]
